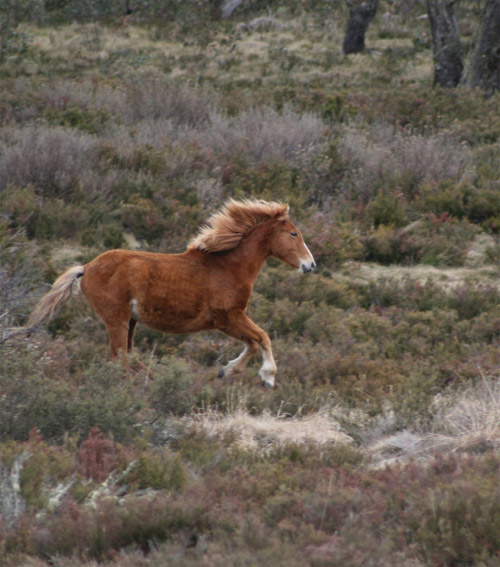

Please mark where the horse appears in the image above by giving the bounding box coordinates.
[28,198,316,388]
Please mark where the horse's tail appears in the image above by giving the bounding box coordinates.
[27,265,85,329]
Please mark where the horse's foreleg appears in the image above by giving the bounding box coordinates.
[256,334,277,388]
[218,312,277,388]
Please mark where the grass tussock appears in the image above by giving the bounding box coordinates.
[183,407,354,451]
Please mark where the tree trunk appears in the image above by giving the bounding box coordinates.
[462,0,500,93]
[426,0,463,87]
[342,0,379,55]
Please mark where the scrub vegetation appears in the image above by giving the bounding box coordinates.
[1,1,500,565]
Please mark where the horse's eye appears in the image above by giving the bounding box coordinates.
[290,232,298,238]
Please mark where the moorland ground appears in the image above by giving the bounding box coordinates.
[1,1,500,565]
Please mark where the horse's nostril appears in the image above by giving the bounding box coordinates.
[311,261,316,270]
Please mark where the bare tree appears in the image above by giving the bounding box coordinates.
[342,0,379,55]
[426,0,463,87]
[461,0,500,93]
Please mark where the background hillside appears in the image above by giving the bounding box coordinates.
[1,1,500,565]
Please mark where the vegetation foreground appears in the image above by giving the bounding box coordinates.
[1,2,500,565]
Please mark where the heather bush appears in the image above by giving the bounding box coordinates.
[0,352,141,442]
[120,79,212,127]
[76,426,124,483]
[0,1,38,62]
[0,222,45,327]
[448,284,500,320]
[18,432,75,510]
[149,357,195,416]
[0,126,106,200]
[300,214,364,268]
[125,448,187,491]
[43,102,110,135]
[405,455,500,565]
[253,264,359,308]
[419,181,500,233]
[201,106,326,166]
[118,196,169,243]
[338,123,473,203]
[365,189,408,228]
[363,214,478,266]
[26,490,210,560]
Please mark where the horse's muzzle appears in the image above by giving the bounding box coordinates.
[301,261,316,274]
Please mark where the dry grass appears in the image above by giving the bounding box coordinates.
[432,372,500,451]
[369,372,500,466]
[25,17,432,90]
[339,260,500,291]
[183,408,354,451]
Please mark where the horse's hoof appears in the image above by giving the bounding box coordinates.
[217,368,225,379]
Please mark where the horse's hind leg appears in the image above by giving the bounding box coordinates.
[218,339,258,379]
[106,321,130,369]
[127,318,137,352]
[217,311,277,388]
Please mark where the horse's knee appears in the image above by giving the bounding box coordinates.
[247,340,259,355]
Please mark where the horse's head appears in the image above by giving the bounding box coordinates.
[270,218,316,274]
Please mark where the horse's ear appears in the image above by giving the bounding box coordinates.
[277,203,289,219]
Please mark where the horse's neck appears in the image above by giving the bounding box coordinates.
[225,223,272,283]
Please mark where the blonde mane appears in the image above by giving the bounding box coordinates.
[188,199,289,253]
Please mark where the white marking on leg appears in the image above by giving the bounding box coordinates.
[258,345,277,388]
[223,344,250,376]
[130,298,140,319]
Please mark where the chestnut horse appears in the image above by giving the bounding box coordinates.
[28,199,315,387]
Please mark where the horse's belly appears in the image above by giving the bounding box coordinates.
[131,297,212,334]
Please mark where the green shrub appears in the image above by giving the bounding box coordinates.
[28,490,210,560]
[363,214,478,266]
[448,284,500,320]
[418,181,500,233]
[19,432,75,509]
[150,357,195,416]
[366,190,408,228]
[125,449,186,491]
[301,214,364,268]
[43,104,110,135]
[0,4,34,62]
[118,197,168,243]
[0,353,141,442]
